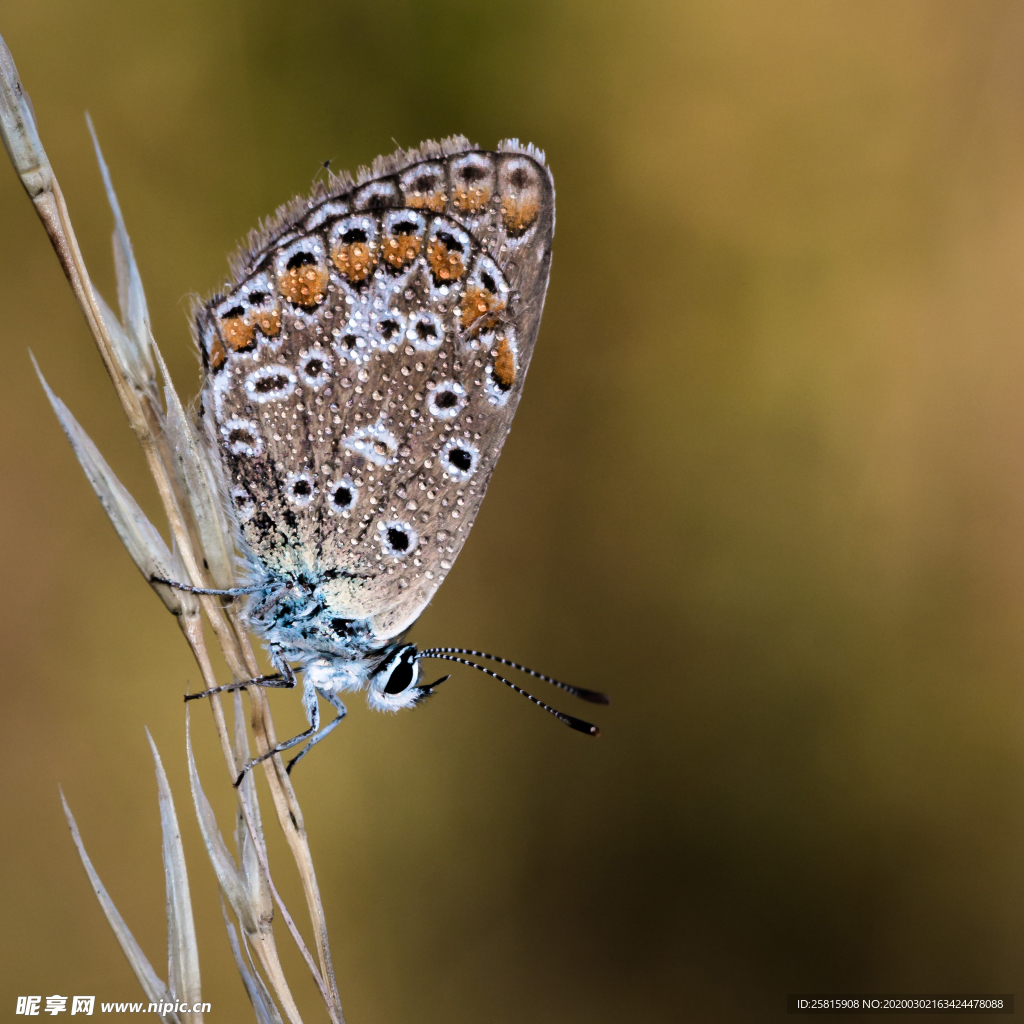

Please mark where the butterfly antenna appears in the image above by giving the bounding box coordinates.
[417,647,610,705]
[416,652,600,736]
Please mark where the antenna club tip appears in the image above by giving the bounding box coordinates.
[577,689,611,706]
[564,715,601,737]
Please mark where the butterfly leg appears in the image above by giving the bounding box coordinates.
[285,688,348,776]
[184,673,292,702]
[150,575,263,597]
[233,679,345,785]
[231,670,315,785]
[186,656,297,702]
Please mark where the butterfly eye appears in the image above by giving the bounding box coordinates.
[370,645,422,705]
[383,656,416,694]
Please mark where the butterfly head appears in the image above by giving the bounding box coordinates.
[298,635,447,713]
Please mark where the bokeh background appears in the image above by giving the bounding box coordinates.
[4,1,1024,1020]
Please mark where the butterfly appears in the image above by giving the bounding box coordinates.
[168,138,606,779]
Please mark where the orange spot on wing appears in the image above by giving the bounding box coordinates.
[221,316,256,352]
[381,230,422,270]
[426,240,466,282]
[459,285,505,331]
[330,240,378,282]
[403,169,447,213]
[406,190,447,213]
[279,264,329,308]
[402,163,448,212]
[493,337,515,390]
[207,333,227,370]
[254,308,281,337]
[501,196,539,234]
[452,183,492,213]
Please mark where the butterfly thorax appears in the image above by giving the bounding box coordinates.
[244,570,387,662]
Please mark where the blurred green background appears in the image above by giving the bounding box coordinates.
[4,1,1024,1020]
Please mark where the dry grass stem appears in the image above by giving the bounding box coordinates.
[1,32,344,1023]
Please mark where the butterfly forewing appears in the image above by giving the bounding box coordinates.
[195,139,554,639]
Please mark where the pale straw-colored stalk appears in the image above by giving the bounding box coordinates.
[1,33,343,1024]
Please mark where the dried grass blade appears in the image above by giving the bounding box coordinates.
[33,356,198,618]
[185,712,257,934]
[1,33,146,431]
[192,712,305,1024]
[59,788,182,1024]
[86,114,156,397]
[146,730,202,1024]
[234,788,341,1024]
[232,647,343,1020]
[156,348,235,590]
[233,691,272,923]
[222,900,285,1024]
[0,32,51,198]
[94,288,135,366]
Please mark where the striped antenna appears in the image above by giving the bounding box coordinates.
[417,647,610,705]
[416,652,600,736]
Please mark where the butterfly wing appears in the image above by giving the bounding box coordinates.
[195,139,554,641]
